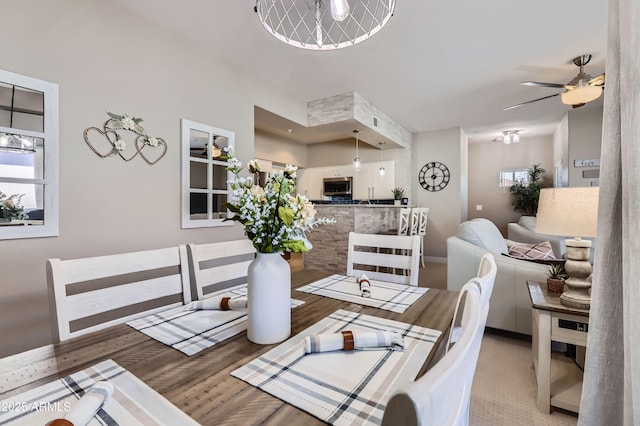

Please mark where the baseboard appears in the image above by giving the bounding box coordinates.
[424,256,447,264]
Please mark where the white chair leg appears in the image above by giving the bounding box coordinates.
[420,236,425,268]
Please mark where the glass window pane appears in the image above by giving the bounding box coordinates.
[212,194,228,217]
[0,137,44,178]
[190,161,207,189]
[190,129,209,159]
[1,182,43,223]
[212,164,227,190]
[189,192,208,220]
[0,84,44,132]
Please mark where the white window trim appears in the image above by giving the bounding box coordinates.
[499,168,529,188]
[181,119,234,229]
[0,69,59,240]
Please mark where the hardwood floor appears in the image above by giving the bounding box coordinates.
[420,261,579,425]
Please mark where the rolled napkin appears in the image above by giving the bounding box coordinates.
[357,274,371,298]
[184,296,248,311]
[48,381,114,426]
[304,330,404,354]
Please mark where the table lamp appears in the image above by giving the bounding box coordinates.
[535,187,599,309]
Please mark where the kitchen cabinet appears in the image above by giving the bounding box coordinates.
[324,164,355,178]
[296,167,324,200]
[353,161,395,200]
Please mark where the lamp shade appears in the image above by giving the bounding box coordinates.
[535,187,599,238]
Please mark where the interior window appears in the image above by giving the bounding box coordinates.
[499,169,529,188]
[0,70,58,240]
[181,119,234,228]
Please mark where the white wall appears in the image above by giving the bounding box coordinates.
[0,0,306,357]
[254,130,308,167]
[412,127,468,259]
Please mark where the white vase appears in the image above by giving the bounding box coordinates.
[394,199,401,206]
[247,252,291,344]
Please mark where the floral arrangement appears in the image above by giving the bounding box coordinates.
[105,112,163,155]
[224,152,335,253]
[392,187,405,200]
[0,191,26,221]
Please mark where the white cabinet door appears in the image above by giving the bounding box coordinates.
[371,160,395,199]
[323,164,355,178]
[354,161,395,200]
[298,167,325,200]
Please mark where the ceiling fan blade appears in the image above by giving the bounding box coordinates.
[521,81,568,89]
[504,92,563,111]
[589,73,605,86]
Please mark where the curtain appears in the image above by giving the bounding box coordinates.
[579,0,640,424]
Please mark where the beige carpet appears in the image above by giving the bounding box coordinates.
[419,262,579,425]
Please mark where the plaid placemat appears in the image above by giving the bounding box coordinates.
[295,274,428,313]
[0,359,199,425]
[231,309,441,425]
[128,284,305,356]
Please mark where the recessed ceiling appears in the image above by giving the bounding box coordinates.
[107,0,607,144]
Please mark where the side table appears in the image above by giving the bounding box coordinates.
[527,281,589,414]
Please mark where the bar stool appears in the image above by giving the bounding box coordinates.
[409,207,429,268]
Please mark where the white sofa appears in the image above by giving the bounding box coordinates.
[447,218,550,335]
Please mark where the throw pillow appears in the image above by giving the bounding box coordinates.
[507,241,555,260]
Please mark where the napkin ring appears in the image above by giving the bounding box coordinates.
[341,330,355,351]
[220,297,231,311]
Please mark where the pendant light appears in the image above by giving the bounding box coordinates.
[378,142,386,176]
[353,130,361,171]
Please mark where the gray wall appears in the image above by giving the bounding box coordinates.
[568,106,603,187]
[412,127,468,260]
[0,0,306,357]
[468,135,554,235]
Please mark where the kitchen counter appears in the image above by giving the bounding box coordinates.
[305,204,403,274]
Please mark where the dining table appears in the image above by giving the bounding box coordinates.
[0,269,459,425]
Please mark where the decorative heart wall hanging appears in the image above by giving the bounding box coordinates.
[83,112,167,165]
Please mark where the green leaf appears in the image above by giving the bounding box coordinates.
[278,206,294,226]
[282,239,309,253]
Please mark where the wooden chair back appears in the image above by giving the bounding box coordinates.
[47,245,191,342]
[187,239,256,299]
[346,232,421,286]
[416,207,429,237]
[382,282,485,426]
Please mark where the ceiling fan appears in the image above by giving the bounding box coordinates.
[504,54,605,111]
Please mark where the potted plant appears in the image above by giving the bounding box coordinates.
[546,263,567,294]
[508,164,547,216]
[392,187,404,205]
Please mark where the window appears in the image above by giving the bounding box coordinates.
[181,119,234,228]
[0,69,58,240]
[499,169,529,187]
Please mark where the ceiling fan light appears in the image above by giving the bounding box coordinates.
[512,133,520,143]
[561,86,603,105]
[0,133,36,153]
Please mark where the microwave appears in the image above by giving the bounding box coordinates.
[323,176,352,196]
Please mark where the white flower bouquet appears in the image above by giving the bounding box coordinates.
[225,154,334,253]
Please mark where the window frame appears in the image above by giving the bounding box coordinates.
[0,69,59,240]
[499,168,529,188]
[180,119,234,229]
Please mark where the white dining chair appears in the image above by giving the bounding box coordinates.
[187,239,256,300]
[47,245,191,342]
[382,281,486,426]
[347,231,421,286]
[447,252,497,350]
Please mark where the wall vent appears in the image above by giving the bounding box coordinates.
[373,117,379,127]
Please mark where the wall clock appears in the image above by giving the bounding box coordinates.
[419,161,450,192]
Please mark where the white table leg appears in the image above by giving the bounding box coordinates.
[537,310,552,414]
